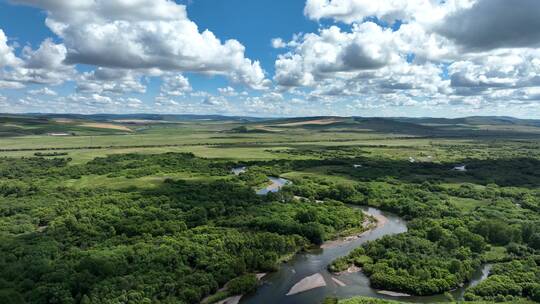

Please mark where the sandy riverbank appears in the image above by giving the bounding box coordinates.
[336,265,362,276]
[215,295,242,304]
[202,273,267,304]
[331,277,347,287]
[286,273,327,296]
[321,211,389,249]
[377,290,412,297]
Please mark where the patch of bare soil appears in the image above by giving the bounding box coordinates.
[80,123,133,132]
[276,118,344,127]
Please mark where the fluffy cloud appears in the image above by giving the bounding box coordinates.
[0,92,142,114]
[29,87,57,96]
[154,97,180,108]
[154,92,233,114]
[218,86,239,97]
[77,68,146,94]
[0,34,75,87]
[0,30,21,67]
[275,23,401,87]
[0,80,25,89]
[304,0,455,24]
[57,93,145,113]
[271,38,287,49]
[12,0,268,89]
[272,0,540,113]
[449,49,540,95]
[436,0,540,51]
[161,74,192,96]
[516,88,540,101]
[202,95,228,107]
[304,0,540,52]
[273,21,451,96]
[19,39,75,85]
[3,0,540,116]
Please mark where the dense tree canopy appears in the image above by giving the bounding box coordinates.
[1,144,540,303]
[0,153,366,303]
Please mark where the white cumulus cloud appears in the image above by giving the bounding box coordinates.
[29,87,58,96]
[12,0,269,89]
[161,74,192,96]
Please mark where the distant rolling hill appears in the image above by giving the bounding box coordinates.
[0,113,267,137]
[1,113,540,138]
[24,113,267,123]
[395,116,540,127]
[256,115,540,138]
[0,114,135,137]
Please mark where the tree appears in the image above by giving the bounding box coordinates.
[227,274,257,295]
[295,209,317,223]
[186,207,208,227]
[0,289,25,304]
[528,233,540,250]
[530,284,540,302]
[323,297,338,304]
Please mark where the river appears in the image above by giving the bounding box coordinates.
[231,167,290,195]
[240,206,490,304]
[231,167,247,176]
[256,177,291,195]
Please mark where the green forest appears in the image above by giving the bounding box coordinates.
[0,153,366,303]
[0,115,540,303]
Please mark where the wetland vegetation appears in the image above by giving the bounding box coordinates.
[0,114,539,303]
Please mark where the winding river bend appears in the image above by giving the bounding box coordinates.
[232,169,490,303]
[240,205,490,304]
[240,207,408,304]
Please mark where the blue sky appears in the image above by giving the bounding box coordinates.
[0,0,320,113]
[0,0,539,118]
[183,0,316,71]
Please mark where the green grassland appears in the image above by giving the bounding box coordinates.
[2,114,540,165]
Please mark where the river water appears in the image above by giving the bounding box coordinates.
[240,206,490,304]
[231,167,247,176]
[256,177,291,195]
[231,166,290,195]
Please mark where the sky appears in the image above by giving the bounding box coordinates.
[0,0,540,118]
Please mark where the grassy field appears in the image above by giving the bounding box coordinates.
[2,114,540,165]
